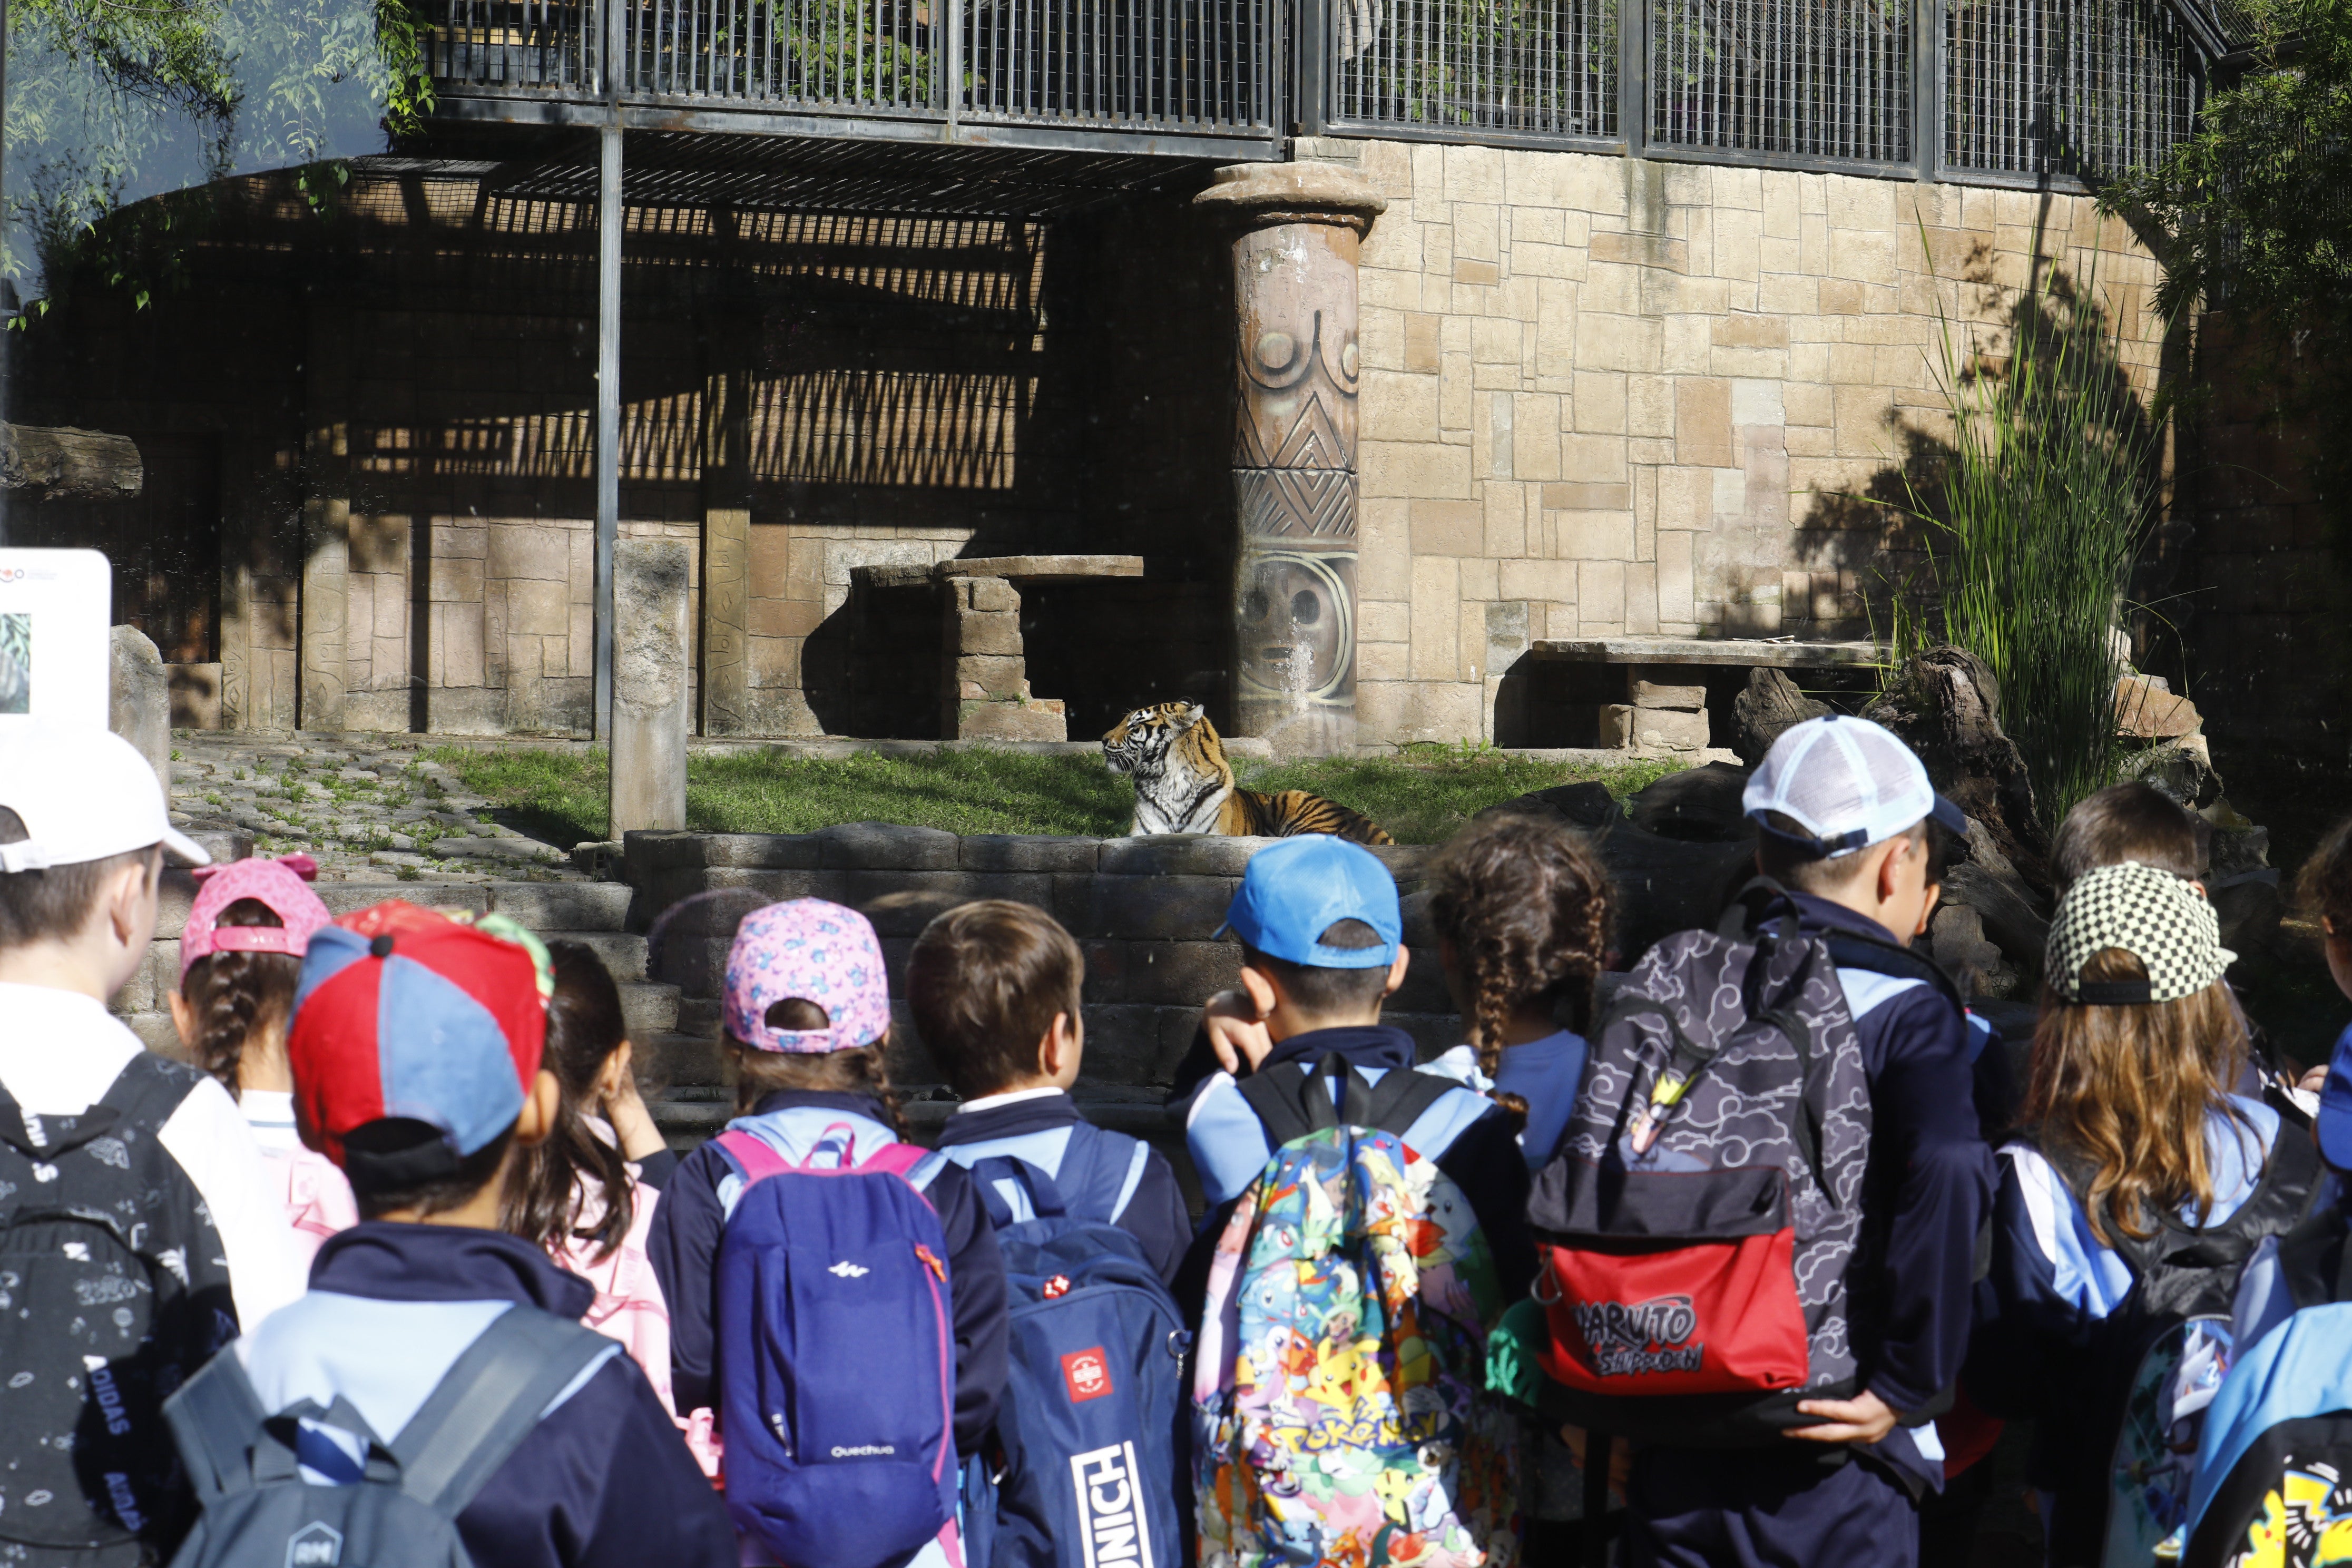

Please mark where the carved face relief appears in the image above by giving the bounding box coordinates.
[1234,548,1355,709]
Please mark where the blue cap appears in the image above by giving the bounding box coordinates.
[2318,1021,2352,1171]
[1217,836,1402,969]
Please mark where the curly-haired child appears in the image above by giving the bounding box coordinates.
[171,853,356,1261]
[1425,809,1612,1170]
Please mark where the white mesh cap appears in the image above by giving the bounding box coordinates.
[1742,714,1966,857]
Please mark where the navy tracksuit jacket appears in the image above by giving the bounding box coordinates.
[930,1090,1191,1285]
[235,1223,735,1568]
[1623,893,1997,1568]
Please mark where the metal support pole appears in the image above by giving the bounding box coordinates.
[593,123,621,740]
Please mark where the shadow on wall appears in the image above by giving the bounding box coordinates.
[1488,232,2172,749]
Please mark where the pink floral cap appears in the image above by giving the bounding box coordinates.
[180,855,331,982]
[724,899,893,1054]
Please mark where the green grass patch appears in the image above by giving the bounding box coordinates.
[1239,750,1676,844]
[430,744,1683,846]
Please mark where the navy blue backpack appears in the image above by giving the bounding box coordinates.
[963,1142,1188,1568]
[714,1125,961,1568]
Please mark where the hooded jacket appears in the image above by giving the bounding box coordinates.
[234,1222,733,1568]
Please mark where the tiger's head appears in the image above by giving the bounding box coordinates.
[1101,700,1229,784]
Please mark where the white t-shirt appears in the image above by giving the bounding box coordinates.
[0,982,307,1328]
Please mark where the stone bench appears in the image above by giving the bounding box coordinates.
[1528,635,1885,753]
[851,555,1146,742]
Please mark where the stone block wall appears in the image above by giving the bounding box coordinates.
[1310,138,2170,745]
[624,826,1458,1092]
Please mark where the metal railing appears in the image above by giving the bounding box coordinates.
[426,0,1277,139]
[1944,0,2200,179]
[1328,0,1619,143]
[1309,0,2205,184]
[1649,0,1911,164]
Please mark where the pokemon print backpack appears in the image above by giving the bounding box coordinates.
[1192,1053,1516,1568]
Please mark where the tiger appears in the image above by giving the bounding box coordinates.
[1100,701,1394,845]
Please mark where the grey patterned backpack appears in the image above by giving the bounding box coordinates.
[1526,908,1871,1447]
[163,1305,615,1568]
[0,1054,238,1566]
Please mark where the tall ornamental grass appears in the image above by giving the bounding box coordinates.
[1895,252,2156,832]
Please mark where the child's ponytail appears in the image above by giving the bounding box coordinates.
[1427,811,1613,1079]
[181,899,301,1098]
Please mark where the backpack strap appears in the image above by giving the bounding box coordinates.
[165,1350,275,1505]
[716,1129,791,1186]
[966,1155,1071,1229]
[389,1306,616,1517]
[1363,1065,1458,1143]
[1050,1123,1148,1224]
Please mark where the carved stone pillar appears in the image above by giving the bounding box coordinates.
[700,359,753,736]
[298,302,349,733]
[1194,164,1385,755]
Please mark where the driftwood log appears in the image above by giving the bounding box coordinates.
[1861,645,2050,889]
[0,423,142,497]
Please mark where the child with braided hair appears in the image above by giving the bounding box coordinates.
[171,853,357,1262]
[1425,809,1613,1170]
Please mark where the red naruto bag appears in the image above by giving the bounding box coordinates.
[1527,908,1873,1446]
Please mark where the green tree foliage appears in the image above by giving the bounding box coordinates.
[3,0,435,310]
[2103,0,2352,517]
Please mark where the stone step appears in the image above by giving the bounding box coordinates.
[620,981,680,1039]
[541,931,646,982]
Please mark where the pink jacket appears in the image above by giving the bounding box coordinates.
[269,1144,359,1270]
[550,1169,680,1420]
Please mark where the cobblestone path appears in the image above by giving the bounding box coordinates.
[168,732,584,883]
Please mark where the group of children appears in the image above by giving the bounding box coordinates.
[5,707,2352,1568]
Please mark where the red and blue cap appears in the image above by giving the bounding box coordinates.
[287,901,548,1173]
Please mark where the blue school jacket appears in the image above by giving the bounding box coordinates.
[645,1090,1010,1454]
[930,1089,1191,1285]
[1972,1095,2281,1544]
[236,1223,734,1568]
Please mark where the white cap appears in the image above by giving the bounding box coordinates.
[1742,714,1965,858]
[0,724,210,871]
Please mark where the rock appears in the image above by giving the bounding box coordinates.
[2209,822,2270,882]
[2119,742,2224,811]
[2115,675,2203,740]
[1733,668,1830,766]
[1631,680,1706,712]
[2211,872,2282,958]
[1602,704,1710,751]
[1488,780,1621,830]
[1591,823,1757,966]
[109,625,170,801]
[1621,761,1753,842]
[1943,860,2051,972]
[1862,646,2049,886]
[1930,902,2017,1001]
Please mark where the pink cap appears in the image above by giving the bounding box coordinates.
[724,899,892,1054]
[180,855,331,982]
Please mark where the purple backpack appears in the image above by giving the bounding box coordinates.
[714,1124,959,1568]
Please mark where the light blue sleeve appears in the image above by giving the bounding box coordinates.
[1184,1074,1275,1211]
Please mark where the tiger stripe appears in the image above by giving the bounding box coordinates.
[1100,702,1393,846]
